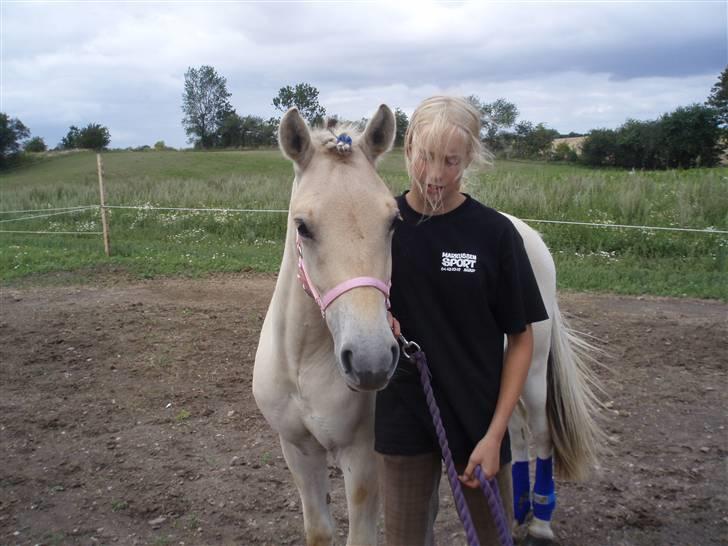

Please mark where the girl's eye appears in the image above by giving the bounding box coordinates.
[446,156,461,166]
[296,221,313,239]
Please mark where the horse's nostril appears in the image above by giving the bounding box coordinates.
[391,344,400,368]
[341,349,353,375]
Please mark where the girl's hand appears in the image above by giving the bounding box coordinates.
[459,433,502,488]
[387,312,401,338]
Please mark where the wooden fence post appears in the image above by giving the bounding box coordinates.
[96,153,111,256]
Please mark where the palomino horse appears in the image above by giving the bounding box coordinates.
[504,213,605,545]
[253,105,400,545]
[254,105,604,546]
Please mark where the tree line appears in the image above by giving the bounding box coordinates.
[559,68,727,168]
[181,65,726,169]
[1,67,725,170]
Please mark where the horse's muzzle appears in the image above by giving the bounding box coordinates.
[339,341,399,391]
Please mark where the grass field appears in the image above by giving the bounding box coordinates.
[1,149,726,300]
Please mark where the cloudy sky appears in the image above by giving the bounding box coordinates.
[1,0,726,149]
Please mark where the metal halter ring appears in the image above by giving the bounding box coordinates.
[397,334,421,361]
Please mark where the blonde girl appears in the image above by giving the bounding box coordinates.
[375,96,548,545]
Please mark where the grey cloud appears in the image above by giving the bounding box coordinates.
[3,1,725,148]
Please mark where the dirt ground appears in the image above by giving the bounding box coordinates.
[1,274,726,546]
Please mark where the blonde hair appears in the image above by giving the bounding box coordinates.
[404,96,492,211]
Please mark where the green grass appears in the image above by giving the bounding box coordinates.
[1,150,726,300]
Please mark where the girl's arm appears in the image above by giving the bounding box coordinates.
[459,324,534,486]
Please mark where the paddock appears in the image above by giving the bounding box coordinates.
[0,275,725,546]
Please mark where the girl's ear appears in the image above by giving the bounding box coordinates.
[360,104,396,164]
[278,108,313,170]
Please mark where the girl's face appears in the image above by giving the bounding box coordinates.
[408,128,470,214]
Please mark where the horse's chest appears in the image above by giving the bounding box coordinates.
[268,387,368,450]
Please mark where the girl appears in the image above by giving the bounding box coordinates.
[375,96,548,545]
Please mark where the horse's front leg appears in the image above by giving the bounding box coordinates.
[337,439,379,546]
[280,436,335,546]
[509,402,532,527]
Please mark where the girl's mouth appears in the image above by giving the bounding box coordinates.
[426,184,444,194]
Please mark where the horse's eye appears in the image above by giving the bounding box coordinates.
[297,221,313,239]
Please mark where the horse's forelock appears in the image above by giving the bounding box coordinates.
[310,124,363,159]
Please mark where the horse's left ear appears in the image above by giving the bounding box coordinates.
[360,105,396,163]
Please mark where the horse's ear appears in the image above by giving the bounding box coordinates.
[279,108,313,169]
[360,104,396,163]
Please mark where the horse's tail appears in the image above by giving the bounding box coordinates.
[546,298,607,481]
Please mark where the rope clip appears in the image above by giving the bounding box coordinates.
[397,334,421,361]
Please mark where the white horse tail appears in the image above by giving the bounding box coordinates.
[546,298,607,481]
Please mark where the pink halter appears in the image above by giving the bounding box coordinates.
[296,233,391,317]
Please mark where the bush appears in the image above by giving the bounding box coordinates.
[550,142,578,162]
[581,105,722,170]
[59,123,111,150]
[24,136,47,153]
[580,129,617,167]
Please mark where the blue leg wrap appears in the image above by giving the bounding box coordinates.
[533,457,556,521]
[511,461,531,524]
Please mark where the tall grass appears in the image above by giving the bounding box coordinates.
[1,151,726,299]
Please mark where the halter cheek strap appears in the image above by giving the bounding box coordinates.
[296,233,391,317]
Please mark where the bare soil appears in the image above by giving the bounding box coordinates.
[1,275,726,546]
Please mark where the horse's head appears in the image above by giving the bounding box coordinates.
[279,105,400,391]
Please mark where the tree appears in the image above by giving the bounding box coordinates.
[467,96,519,149]
[218,112,245,148]
[218,113,277,148]
[25,136,47,152]
[706,67,728,132]
[77,123,111,150]
[182,65,234,148]
[580,129,618,167]
[0,113,30,166]
[272,83,326,125]
[58,124,110,150]
[59,126,81,149]
[614,119,662,169]
[394,108,409,147]
[659,104,721,168]
[511,121,559,158]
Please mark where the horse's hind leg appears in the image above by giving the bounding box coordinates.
[280,436,335,546]
[337,440,379,545]
[522,322,556,542]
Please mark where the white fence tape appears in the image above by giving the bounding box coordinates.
[1,204,726,235]
[0,206,97,224]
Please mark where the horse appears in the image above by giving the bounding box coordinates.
[504,213,606,545]
[253,105,400,546]
[253,105,605,546]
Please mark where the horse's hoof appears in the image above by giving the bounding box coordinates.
[518,535,560,546]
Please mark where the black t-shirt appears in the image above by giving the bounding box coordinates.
[375,192,549,466]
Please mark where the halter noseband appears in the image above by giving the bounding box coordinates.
[296,233,391,317]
